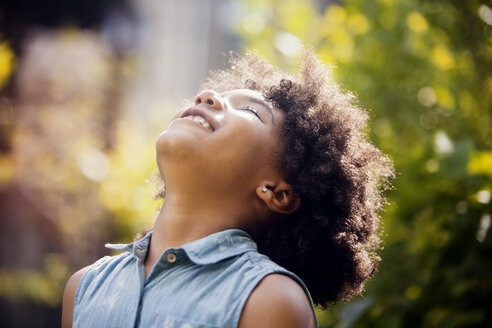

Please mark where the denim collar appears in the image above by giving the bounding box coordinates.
[105,229,258,265]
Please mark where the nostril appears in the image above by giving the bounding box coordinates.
[195,91,221,108]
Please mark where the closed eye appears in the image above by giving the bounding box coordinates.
[239,105,264,122]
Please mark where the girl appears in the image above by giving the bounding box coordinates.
[62,50,394,328]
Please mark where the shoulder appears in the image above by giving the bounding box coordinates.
[61,266,91,328]
[238,273,316,328]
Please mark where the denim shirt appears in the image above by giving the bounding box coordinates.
[73,229,318,328]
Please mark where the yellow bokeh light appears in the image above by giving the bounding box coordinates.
[434,86,455,109]
[325,5,347,25]
[468,151,492,177]
[407,11,429,33]
[330,26,352,43]
[348,12,371,35]
[326,26,354,63]
[431,46,455,70]
[279,0,315,37]
[0,42,15,89]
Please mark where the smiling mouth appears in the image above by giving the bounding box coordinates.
[181,114,214,131]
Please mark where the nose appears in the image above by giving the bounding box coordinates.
[194,90,224,110]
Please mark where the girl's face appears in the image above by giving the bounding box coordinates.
[156,89,285,193]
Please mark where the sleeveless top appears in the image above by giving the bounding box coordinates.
[73,229,319,328]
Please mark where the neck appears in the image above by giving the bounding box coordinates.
[143,186,255,277]
[153,193,243,247]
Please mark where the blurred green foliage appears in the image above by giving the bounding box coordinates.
[237,0,491,327]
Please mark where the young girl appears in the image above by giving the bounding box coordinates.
[62,50,394,328]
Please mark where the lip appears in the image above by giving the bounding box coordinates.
[178,107,217,131]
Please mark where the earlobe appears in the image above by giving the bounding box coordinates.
[256,182,301,215]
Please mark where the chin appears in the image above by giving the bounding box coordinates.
[155,128,199,160]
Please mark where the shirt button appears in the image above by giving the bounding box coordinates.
[166,253,177,263]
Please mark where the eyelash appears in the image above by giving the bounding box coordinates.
[239,105,263,122]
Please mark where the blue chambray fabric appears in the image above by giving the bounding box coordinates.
[73,229,319,328]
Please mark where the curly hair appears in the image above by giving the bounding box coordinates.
[156,50,394,307]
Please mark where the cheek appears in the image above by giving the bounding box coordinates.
[212,130,276,172]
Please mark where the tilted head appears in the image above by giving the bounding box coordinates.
[156,50,394,307]
[155,86,300,225]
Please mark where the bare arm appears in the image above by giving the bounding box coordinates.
[238,274,316,328]
[61,266,91,328]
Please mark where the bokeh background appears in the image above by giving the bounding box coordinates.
[0,0,490,327]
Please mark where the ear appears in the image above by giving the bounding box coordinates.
[256,181,301,215]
